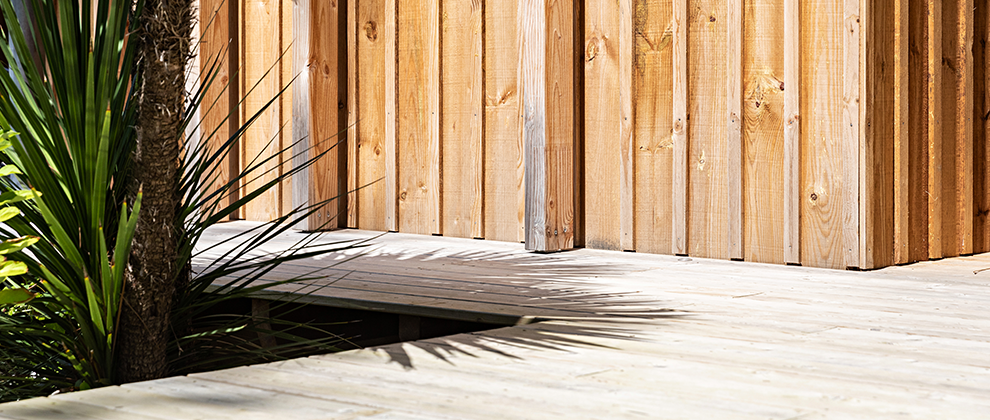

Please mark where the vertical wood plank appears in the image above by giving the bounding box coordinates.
[671,0,687,255]
[956,0,974,255]
[975,0,990,253]
[308,0,345,230]
[743,0,785,265]
[356,0,388,231]
[201,0,237,220]
[801,0,845,269]
[384,0,398,231]
[857,0,871,269]
[842,0,860,268]
[280,0,294,222]
[522,0,577,252]
[687,0,728,259]
[441,0,484,239]
[893,0,909,264]
[242,0,282,222]
[346,0,358,228]
[584,0,621,250]
[632,0,673,255]
[619,0,634,251]
[397,0,441,235]
[907,0,932,262]
[291,0,310,229]
[726,0,742,261]
[940,0,960,257]
[928,0,943,259]
[484,0,524,242]
[783,0,799,264]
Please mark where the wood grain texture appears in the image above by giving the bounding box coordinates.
[893,0,909,264]
[385,0,398,231]
[670,0,687,255]
[280,0,294,223]
[346,0,358,228]
[441,0,484,239]
[907,0,933,262]
[862,0,895,269]
[484,0,524,242]
[928,0,943,259]
[584,0,622,250]
[940,0,961,257]
[726,0,742,261]
[522,0,576,251]
[686,0,728,259]
[947,0,974,256]
[200,0,237,220]
[291,0,310,230]
[397,0,441,235]
[800,0,845,269]
[619,0,634,251]
[632,0,673,255]
[782,0,799,264]
[975,0,990,254]
[356,0,388,231]
[242,0,283,222]
[742,0,785,264]
[842,0,860,268]
[308,0,346,230]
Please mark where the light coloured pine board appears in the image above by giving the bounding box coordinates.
[356,0,388,231]
[842,0,860,268]
[385,0,398,231]
[782,0,799,265]
[618,0,634,251]
[583,0,622,251]
[441,0,484,239]
[858,0,872,269]
[0,395,163,420]
[976,1,990,254]
[726,0,742,261]
[893,0,909,264]
[928,0,943,260]
[397,0,441,235]
[309,0,346,230]
[242,0,282,222]
[483,0,524,243]
[743,0,785,264]
[280,0,294,222]
[670,0,687,255]
[801,0,845,269]
[291,0,310,230]
[200,0,236,220]
[686,0,727,259]
[632,0,673,255]
[346,0,358,228]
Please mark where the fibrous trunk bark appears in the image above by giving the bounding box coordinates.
[116,0,193,383]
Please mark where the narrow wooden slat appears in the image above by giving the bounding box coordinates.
[308,0,345,230]
[893,0,909,264]
[958,0,975,255]
[618,0,634,251]
[346,0,359,228]
[200,0,237,220]
[928,0,943,259]
[384,0,398,232]
[522,0,576,252]
[858,0,872,269]
[842,0,860,268]
[484,0,524,242]
[441,0,484,239]
[583,0,621,250]
[907,0,932,262]
[940,0,961,258]
[397,0,441,235]
[976,0,990,253]
[783,0,799,264]
[280,0,294,223]
[632,0,673,255]
[242,0,282,222]
[356,0,388,231]
[686,0,728,259]
[291,0,310,230]
[743,0,785,265]
[671,0,687,255]
[726,0,742,261]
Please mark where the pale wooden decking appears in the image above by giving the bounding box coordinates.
[2,221,990,419]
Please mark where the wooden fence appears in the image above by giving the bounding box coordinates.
[196,0,990,270]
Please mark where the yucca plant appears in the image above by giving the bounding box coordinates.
[0,0,359,400]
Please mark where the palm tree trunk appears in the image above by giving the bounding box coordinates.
[116,0,193,383]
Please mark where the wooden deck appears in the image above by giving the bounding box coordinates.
[2,220,990,418]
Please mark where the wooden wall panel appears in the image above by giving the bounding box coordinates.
[308,0,346,230]
[355,0,389,231]
[893,0,909,264]
[397,0,441,235]
[484,0,524,243]
[346,0,358,228]
[940,0,962,258]
[975,0,990,254]
[741,0,784,264]
[584,0,622,250]
[441,0,484,239]
[686,0,728,259]
[632,0,673,255]
[863,0,895,269]
[280,0,293,220]
[242,0,282,222]
[782,0,799,264]
[800,0,845,269]
[200,0,237,217]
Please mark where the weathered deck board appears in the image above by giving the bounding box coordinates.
[4,221,990,419]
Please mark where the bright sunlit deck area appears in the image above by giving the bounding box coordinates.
[1,221,989,419]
